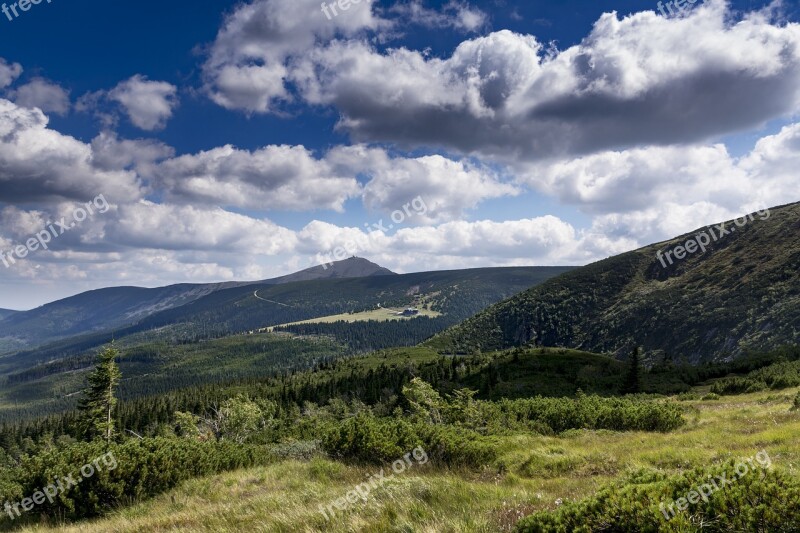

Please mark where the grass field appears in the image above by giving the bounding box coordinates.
[264,307,442,331]
[17,386,799,532]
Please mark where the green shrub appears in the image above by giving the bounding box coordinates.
[711,361,800,396]
[322,413,422,464]
[270,440,324,461]
[0,438,272,524]
[677,392,700,401]
[701,393,720,401]
[484,395,685,434]
[515,460,800,532]
[322,413,496,468]
[792,392,800,412]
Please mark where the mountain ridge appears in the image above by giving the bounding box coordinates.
[428,202,800,363]
[0,257,394,352]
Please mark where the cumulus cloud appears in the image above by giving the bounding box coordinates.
[295,215,592,268]
[9,78,70,115]
[290,1,800,160]
[106,201,298,254]
[517,144,749,214]
[108,75,179,130]
[204,1,800,162]
[390,1,488,32]
[0,99,142,203]
[149,144,362,212]
[146,143,514,219]
[203,0,387,113]
[327,145,518,222]
[514,122,800,246]
[0,58,22,89]
[90,131,175,172]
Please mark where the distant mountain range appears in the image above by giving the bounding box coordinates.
[430,202,800,363]
[0,263,571,420]
[0,257,395,353]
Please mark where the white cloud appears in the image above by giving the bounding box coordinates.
[90,131,175,172]
[517,144,749,214]
[291,1,800,159]
[150,144,361,211]
[0,99,142,203]
[106,201,298,254]
[390,1,488,32]
[10,78,70,115]
[292,215,592,268]
[514,122,800,245]
[108,75,179,131]
[0,58,22,89]
[203,0,388,113]
[328,146,518,223]
[148,142,514,219]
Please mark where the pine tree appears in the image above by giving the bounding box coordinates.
[623,346,642,394]
[77,344,122,443]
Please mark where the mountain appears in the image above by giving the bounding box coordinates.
[429,202,800,363]
[0,266,572,420]
[0,309,17,321]
[270,257,396,282]
[0,257,394,353]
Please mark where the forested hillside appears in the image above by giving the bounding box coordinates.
[1,266,570,375]
[0,266,571,422]
[430,203,800,363]
[0,258,395,354]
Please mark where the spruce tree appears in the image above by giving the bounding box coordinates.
[77,344,122,443]
[623,346,642,394]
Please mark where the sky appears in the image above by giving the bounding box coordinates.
[0,0,799,310]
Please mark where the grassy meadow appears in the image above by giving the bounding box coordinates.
[13,386,799,532]
[264,307,442,331]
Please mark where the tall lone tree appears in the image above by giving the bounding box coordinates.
[78,344,122,443]
[623,346,642,394]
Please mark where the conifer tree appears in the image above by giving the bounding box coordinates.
[77,344,122,443]
[623,346,642,394]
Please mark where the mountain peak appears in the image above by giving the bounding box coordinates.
[278,257,396,283]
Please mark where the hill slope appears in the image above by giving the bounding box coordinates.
[429,202,800,362]
[0,257,394,352]
[0,309,16,322]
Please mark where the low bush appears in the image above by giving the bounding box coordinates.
[515,461,800,532]
[711,361,800,396]
[484,394,685,434]
[321,413,496,468]
[0,438,272,524]
[270,440,324,461]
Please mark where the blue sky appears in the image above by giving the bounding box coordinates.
[0,0,798,309]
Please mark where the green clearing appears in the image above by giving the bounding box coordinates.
[264,307,442,330]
